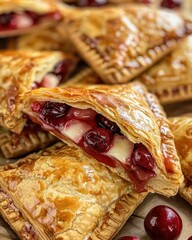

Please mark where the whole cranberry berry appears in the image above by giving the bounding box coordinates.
[144,205,182,240]
[188,237,192,240]
[118,236,140,240]
[161,0,182,9]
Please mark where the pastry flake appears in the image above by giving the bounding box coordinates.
[0,0,62,37]
[139,35,192,104]
[169,116,192,204]
[65,4,188,83]
[0,143,147,240]
[0,50,77,134]
[22,82,183,196]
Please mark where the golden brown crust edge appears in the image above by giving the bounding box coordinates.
[0,127,57,159]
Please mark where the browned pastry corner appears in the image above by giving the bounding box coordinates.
[0,143,147,240]
[0,50,77,134]
[0,0,62,37]
[21,82,183,196]
[169,116,192,204]
[0,122,57,159]
[63,4,189,84]
[139,35,192,105]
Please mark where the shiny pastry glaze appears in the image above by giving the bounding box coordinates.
[0,11,61,31]
[0,144,129,239]
[31,101,156,192]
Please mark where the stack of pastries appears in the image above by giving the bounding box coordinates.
[0,0,191,239]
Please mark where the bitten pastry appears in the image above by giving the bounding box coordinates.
[64,4,189,83]
[0,142,147,240]
[0,50,77,134]
[169,116,192,204]
[22,82,183,195]
[7,26,76,53]
[0,0,62,37]
[139,35,192,104]
[0,121,57,158]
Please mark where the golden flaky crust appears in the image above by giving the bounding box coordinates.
[0,0,59,14]
[8,26,76,53]
[139,35,192,104]
[0,50,77,134]
[169,116,192,204]
[22,82,183,196]
[0,0,61,37]
[0,143,147,240]
[0,126,57,158]
[64,4,188,84]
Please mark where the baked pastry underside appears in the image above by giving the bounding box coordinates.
[0,143,147,240]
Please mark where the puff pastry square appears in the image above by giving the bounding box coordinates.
[64,4,188,83]
[0,142,147,240]
[0,50,77,134]
[169,116,192,204]
[0,0,62,37]
[22,82,183,196]
[0,121,57,159]
[140,35,192,104]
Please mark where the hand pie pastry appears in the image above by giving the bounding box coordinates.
[7,26,76,54]
[0,121,57,159]
[139,35,192,105]
[169,116,192,204]
[0,50,77,134]
[0,0,62,37]
[64,4,188,83]
[22,82,183,195]
[0,142,147,240]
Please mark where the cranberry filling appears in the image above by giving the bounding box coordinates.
[0,11,61,31]
[32,60,74,89]
[31,101,156,192]
[97,114,121,134]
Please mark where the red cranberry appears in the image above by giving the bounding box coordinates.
[41,102,68,118]
[118,236,140,240]
[52,59,73,84]
[161,0,182,8]
[188,237,192,240]
[136,0,152,4]
[97,114,120,134]
[132,144,155,171]
[84,128,112,153]
[77,0,107,7]
[144,205,182,240]
[0,12,13,27]
[66,108,97,121]
[31,102,41,112]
